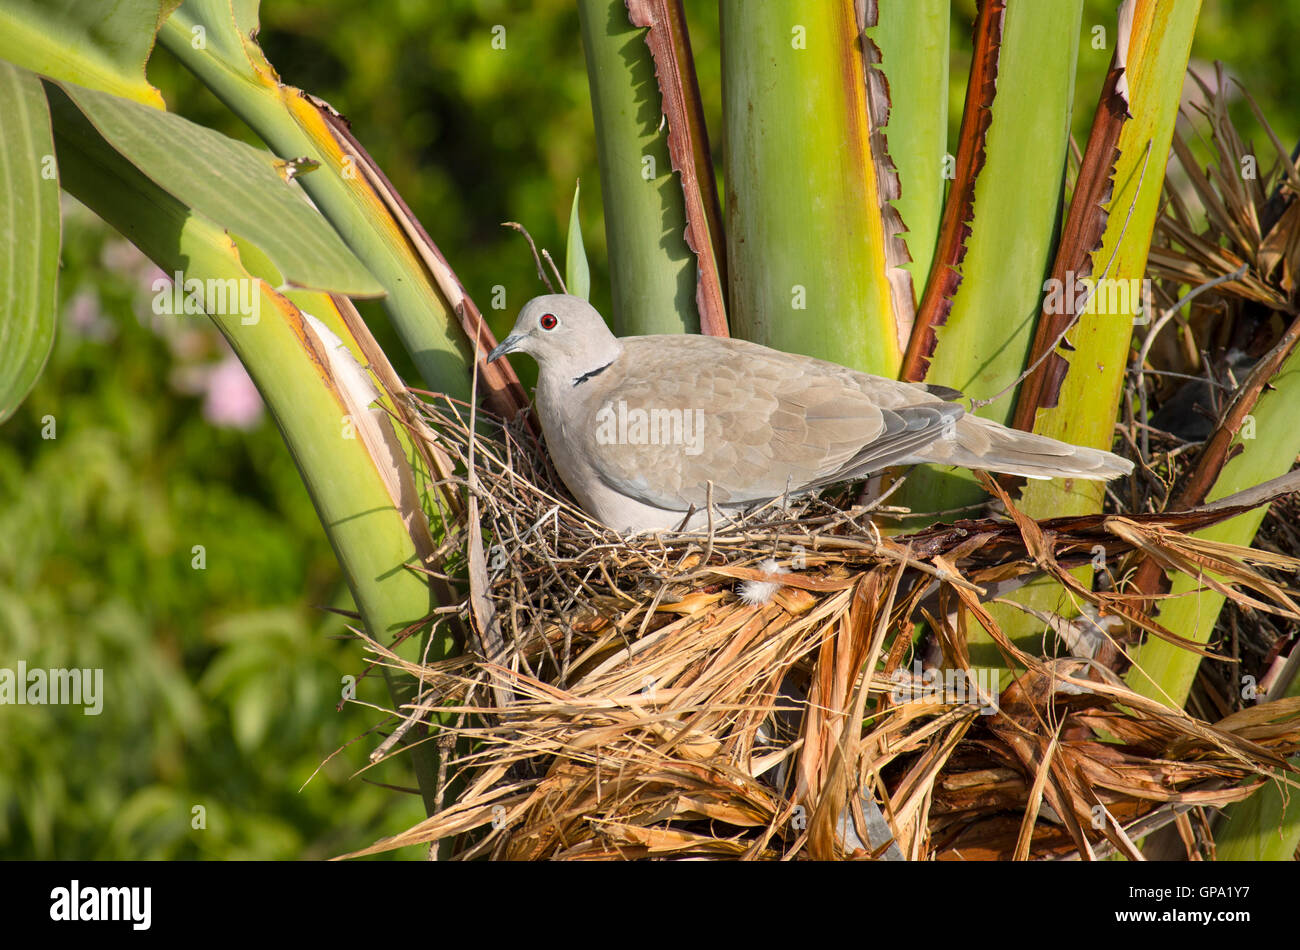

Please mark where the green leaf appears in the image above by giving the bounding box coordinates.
[720,0,904,377]
[987,0,1202,662]
[175,0,266,75]
[52,86,449,812]
[159,3,476,402]
[901,0,1084,514]
[1213,675,1300,860]
[566,181,591,301]
[49,76,434,647]
[866,0,948,295]
[578,0,698,334]
[56,81,384,298]
[0,0,178,108]
[1019,0,1202,515]
[0,64,60,424]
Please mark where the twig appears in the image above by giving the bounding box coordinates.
[541,249,567,294]
[502,221,554,293]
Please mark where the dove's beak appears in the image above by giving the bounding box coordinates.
[487,333,525,363]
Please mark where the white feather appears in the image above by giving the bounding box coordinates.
[739,558,787,607]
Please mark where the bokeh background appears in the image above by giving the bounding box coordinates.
[1,0,1296,859]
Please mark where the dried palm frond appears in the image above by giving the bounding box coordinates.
[338,393,1300,861]
[1124,63,1300,614]
[1142,63,1299,396]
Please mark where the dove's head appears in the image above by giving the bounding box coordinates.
[488,294,622,380]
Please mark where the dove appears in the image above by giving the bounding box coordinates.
[487,294,1133,534]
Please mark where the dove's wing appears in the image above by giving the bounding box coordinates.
[571,336,962,511]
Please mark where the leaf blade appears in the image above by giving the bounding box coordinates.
[0,0,177,108]
[0,63,60,423]
[58,80,385,298]
[566,181,591,302]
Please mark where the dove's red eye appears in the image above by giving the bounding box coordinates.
[539,313,558,330]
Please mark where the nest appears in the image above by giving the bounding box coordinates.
[345,392,1300,861]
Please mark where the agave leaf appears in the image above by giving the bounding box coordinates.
[900,0,1009,384]
[625,0,728,336]
[51,73,450,814]
[982,0,1201,660]
[1015,0,1201,489]
[578,0,701,335]
[898,0,1083,516]
[0,0,178,108]
[0,64,60,424]
[159,0,528,412]
[58,81,384,297]
[721,0,906,378]
[865,0,948,302]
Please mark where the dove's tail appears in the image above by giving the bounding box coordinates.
[914,414,1134,481]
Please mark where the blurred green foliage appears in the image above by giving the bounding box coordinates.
[1,0,1295,859]
[0,200,425,858]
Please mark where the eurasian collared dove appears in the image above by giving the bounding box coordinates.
[488,294,1133,534]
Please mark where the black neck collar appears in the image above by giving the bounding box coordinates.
[572,359,613,387]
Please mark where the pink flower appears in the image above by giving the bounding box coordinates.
[202,354,264,430]
[64,289,115,341]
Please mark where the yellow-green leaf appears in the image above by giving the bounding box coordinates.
[57,81,384,298]
[0,0,178,109]
[0,63,60,423]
